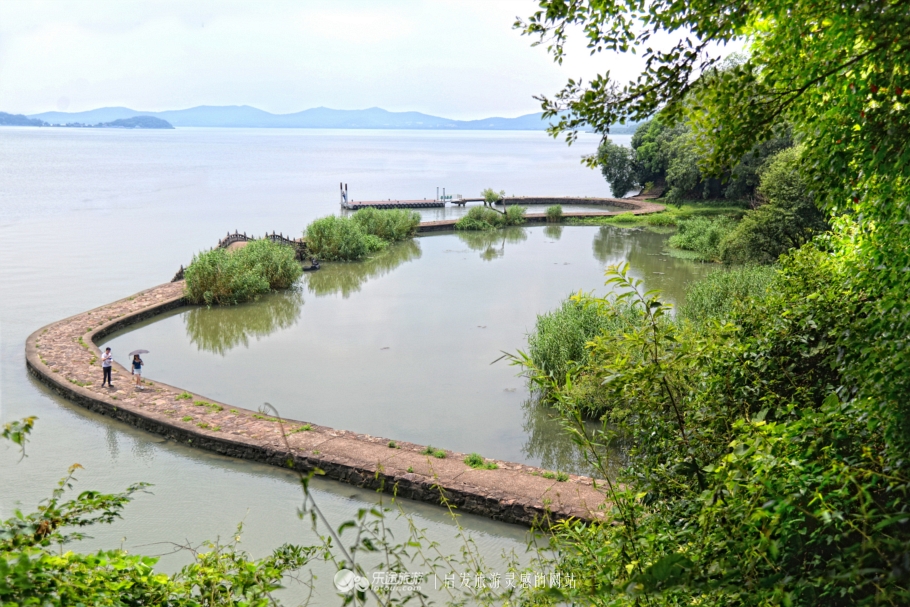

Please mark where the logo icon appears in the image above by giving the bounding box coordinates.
[334,569,368,593]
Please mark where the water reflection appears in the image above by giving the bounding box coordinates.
[592,226,714,306]
[184,290,304,355]
[543,225,564,240]
[304,240,421,298]
[455,227,528,261]
[592,225,636,263]
[521,396,626,478]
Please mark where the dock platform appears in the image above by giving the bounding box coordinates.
[342,199,447,210]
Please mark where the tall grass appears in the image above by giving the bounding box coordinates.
[305,209,420,261]
[667,215,736,261]
[546,205,563,222]
[184,239,302,306]
[350,207,420,241]
[527,295,639,386]
[454,205,526,231]
[679,265,777,325]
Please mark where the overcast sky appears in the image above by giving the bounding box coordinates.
[0,0,720,119]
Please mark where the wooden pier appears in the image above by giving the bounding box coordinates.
[342,199,447,210]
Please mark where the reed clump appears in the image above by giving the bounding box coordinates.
[184,239,302,306]
[455,205,526,231]
[305,209,420,261]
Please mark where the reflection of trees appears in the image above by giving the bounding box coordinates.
[184,290,303,356]
[543,225,564,240]
[304,239,421,298]
[592,226,635,264]
[455,227,528,261]
[520,395,626,477]
[590,226,715,306]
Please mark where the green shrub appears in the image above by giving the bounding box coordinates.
[679,265,777,325]
[184,240,302,306]
[305,215,386,261]
[667,215,736,261]
[305,209,420,261]
[546,205,563,222]
[455,205,526,231]
[503,204,527,225]
[350,207,420,242]
[720,147,829,265]
[526,295,641,389]
[455,206,500,231]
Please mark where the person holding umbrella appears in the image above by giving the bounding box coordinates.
[130,349,148,390]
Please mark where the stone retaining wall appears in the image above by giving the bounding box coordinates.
[26,278,608,527]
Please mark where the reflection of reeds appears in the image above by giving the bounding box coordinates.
[543,225,564,240]
[304,239,422,298]
[455,226,527,261]
[520,395,626,477]
[183,289,303,356]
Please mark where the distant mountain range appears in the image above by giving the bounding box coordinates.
[22,105,640,133]
[0,111,174,129]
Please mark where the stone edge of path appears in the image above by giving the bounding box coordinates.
[25,282,610,528]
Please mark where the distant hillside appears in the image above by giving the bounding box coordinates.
[24,105,640,133]
[0,112,47,127]
[100,116,174,129]
[29,105,559,130]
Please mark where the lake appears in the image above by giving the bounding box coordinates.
[0,126,699,602]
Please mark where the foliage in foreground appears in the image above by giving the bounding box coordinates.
[305,208,419,261]
[184,239,303,306]
[1,415,562,607]
[514,257,910,604]
[0,418,317,606]
[454,204,526,231]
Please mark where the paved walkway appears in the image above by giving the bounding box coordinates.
[26,280,609,526]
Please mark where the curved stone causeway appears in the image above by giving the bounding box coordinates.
[26,280,610,527]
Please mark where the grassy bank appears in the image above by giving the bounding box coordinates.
[565,201,748,229]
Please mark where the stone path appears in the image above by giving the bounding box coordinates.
[26,281,609,526]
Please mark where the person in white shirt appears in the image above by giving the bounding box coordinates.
[101,347,114,388]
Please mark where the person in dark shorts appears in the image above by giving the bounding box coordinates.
[101,347,114,387]
[132,354,144,390]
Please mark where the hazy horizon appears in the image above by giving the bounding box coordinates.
[0,0,698,119]
[21,103,546,121]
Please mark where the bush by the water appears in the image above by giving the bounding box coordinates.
[184,239,302,306]
[528,297,621,385]
[454,204,526,231]
[720,147,829,264]
[678,265,776,325]
[349,207,420,242]
[667,215,736,261]
[546,205,563,222]
[305,209,419,261]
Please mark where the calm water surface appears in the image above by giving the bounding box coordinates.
[1,127,694,602]
[104,226,710,472]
